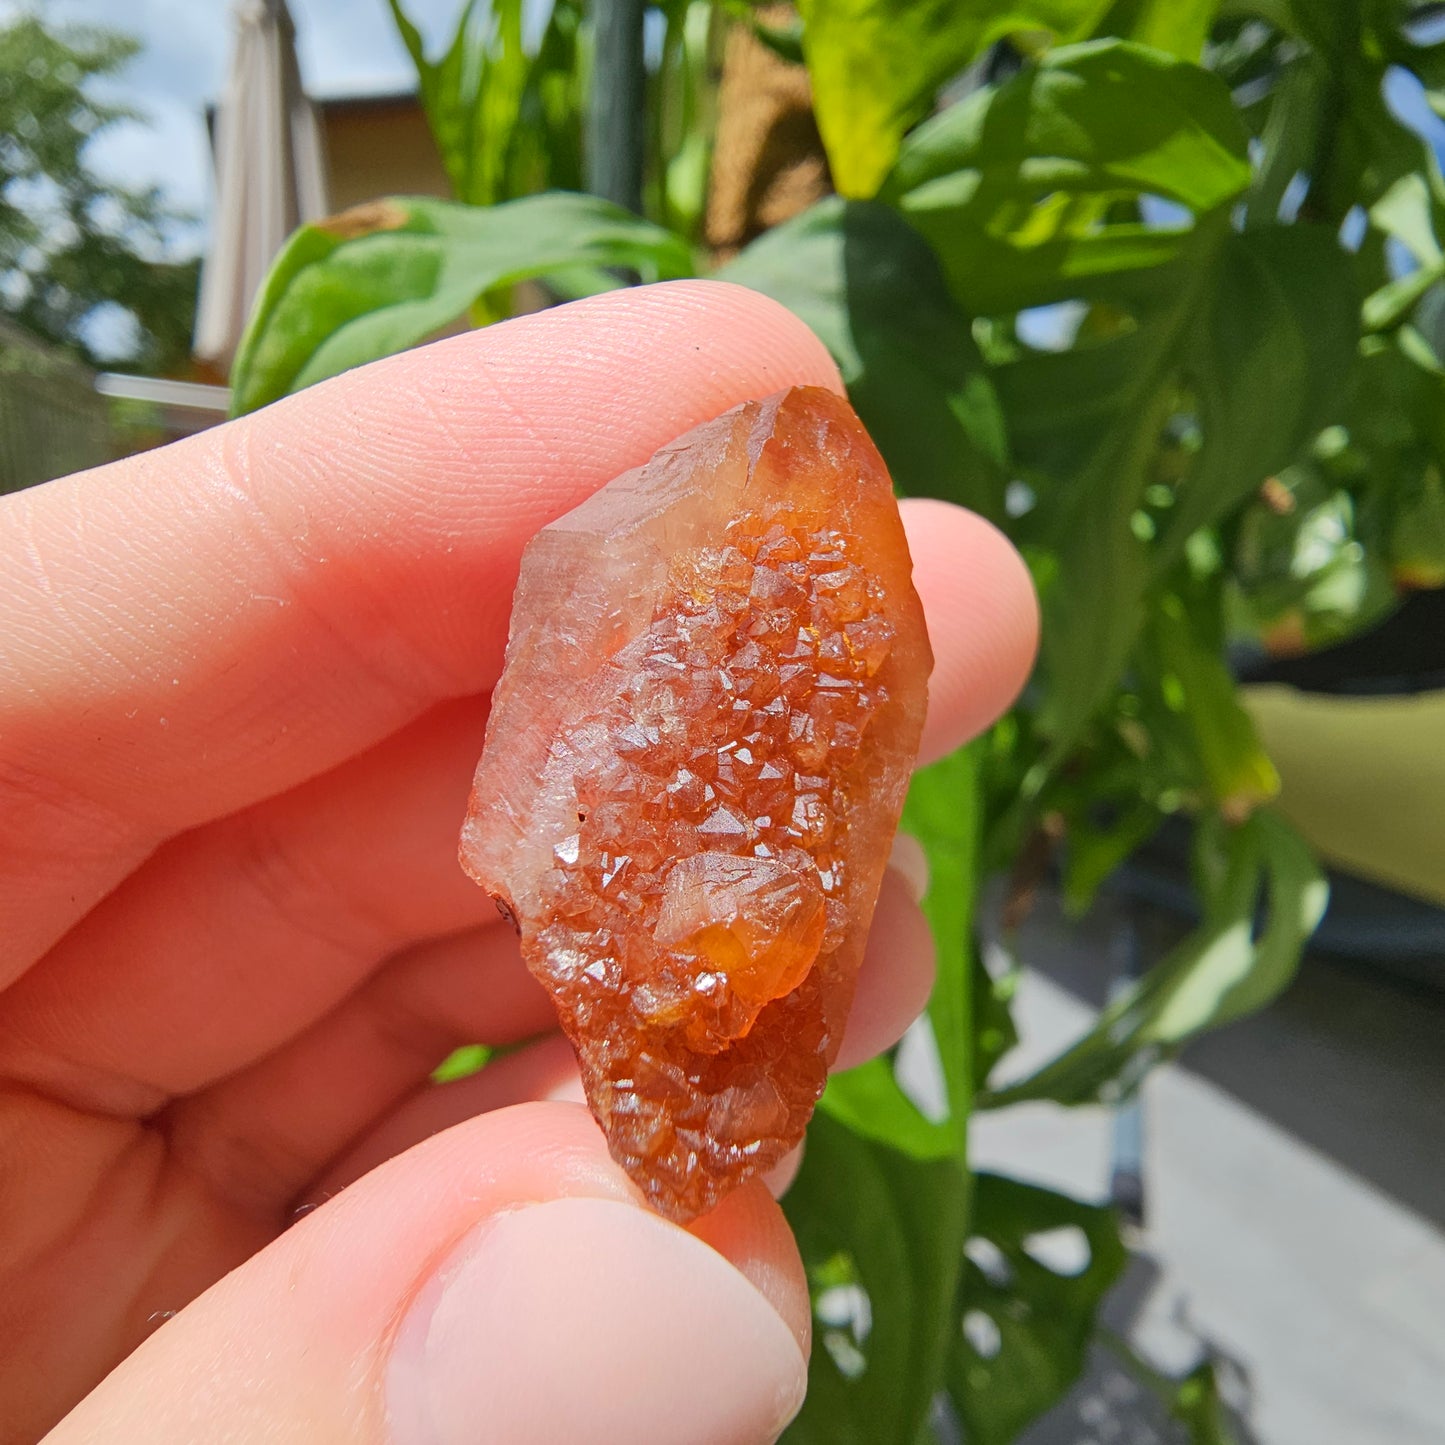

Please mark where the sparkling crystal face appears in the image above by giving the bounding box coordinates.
[462,387,931,1220]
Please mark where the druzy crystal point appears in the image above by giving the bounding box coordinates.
[461,386,931,1220]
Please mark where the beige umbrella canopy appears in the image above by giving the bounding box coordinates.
[194,0,328,373]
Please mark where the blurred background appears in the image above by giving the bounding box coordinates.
[2,2,1443,1443]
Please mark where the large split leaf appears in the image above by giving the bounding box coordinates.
[229,193,694,415]
[1000,223,1357,756]
[981,809,1328,1108]
[947,1173,1128,1445]
[887,40,1252,315]
[797,0,1115,200]
[720,198,1008,519]
[781,1114,970,1445]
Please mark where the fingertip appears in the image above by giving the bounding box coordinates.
[901,498,1039,763]
[690,1179,812,1358]
[888,831,929,904]
[389,1193,807,1445]
[615,279,847,398]
[49,1102,809,1445]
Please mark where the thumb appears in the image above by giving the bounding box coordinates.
[44,1103,810,1445]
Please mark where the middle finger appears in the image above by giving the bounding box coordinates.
[0,696,499,1113]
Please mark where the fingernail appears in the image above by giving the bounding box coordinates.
[387,1197,807,1445]
[889,832,929,903]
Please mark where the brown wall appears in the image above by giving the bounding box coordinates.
[319,96,452,211]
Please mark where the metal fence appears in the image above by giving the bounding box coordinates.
[0,319,110,495]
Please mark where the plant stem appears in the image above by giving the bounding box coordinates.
[587,0,646,214]
[1096,1325,1180,1403]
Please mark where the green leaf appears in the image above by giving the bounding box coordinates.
[903,746,982,1133]
[718,0,806,64]
[653,0,718,238]
[981,809,1328,1107]
[1154,226,1361,561]
[1238,46,1327,229]
[1389,460,1445,588]
[431,1043,491,1082]
[1097,1330,1244,1444]
[1232,0,1444,238]
[788,750,983,1438]
[820,1055,957,1160]
[1062,800,1163,914]
[798,0,1115,199]
[948,1173,1128,1445]
[1364,173,1445,331]
[1134,593,1280,819]
[1103,0,1218,58]
[720,198,1008,518]
[888,41,1252,314]
[229,193,695,415]
[819,745,982,1161]
[1170,1360,1245,1445]
[1008,223,1358,759]
[389,0,497,202]
[782,1114,970,1445]
[1229,467,1397,651]
[1370,172,1444,270]
[388,0,584,207]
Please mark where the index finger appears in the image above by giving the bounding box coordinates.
[0,280,843,975]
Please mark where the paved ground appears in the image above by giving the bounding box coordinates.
[968,887,1445,1445]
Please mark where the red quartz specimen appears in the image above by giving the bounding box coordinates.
[460,386,931,1220]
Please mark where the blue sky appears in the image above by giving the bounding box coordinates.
[3,0,467,254]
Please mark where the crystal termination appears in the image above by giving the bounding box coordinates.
[461,387,931,1220]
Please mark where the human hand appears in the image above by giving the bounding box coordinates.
[0,281,1037,1444]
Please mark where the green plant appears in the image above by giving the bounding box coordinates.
[229,2,1445,1438]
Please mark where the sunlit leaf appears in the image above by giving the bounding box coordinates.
[887,41,1252,314]
[230,193,694,415]
[797,0,1115,199]
[431,1043,490,1082]
[902,746,983,1132]
[821,1055,957,1160]
[388,0,584,206]
[1171,1360,1245,1445]
[819,746,981,1160]
[1364,172,1445,331]
[1105,0,1218,58]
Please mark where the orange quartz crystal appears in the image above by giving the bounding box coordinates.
[460,386,932,1220]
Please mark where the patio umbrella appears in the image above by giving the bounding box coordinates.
[193,0,328,373]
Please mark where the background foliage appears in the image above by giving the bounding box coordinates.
[0,14,198,374]
[231,1,1445,1438]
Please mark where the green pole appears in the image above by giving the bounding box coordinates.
[587,0,647,214]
